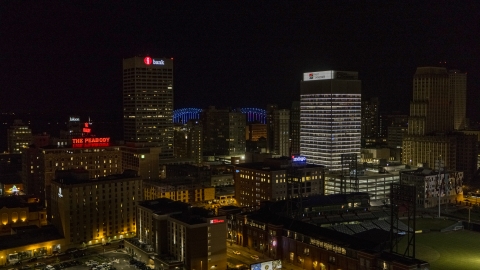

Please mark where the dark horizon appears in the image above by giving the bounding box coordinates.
[1,2,479,119]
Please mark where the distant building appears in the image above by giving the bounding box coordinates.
[143,179,215,203]
[127,198,227,270]
[361,97,380,147]
[123,56,174,158]
[50,170,142,247]
[300,70,361,171]
[449,70,467,130]
[121,145,161,180]
[246,123,267,142]
[273,109,290,156]
[290,101,301,155]
[234,157,325,208]
[7,119,32,154]
[201,106,246,157]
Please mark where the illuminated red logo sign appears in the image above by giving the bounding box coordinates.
[144,57,152,65]
[210,219,225,224]
[72,137,111,148]
[83,123,91,133]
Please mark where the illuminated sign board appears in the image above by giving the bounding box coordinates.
[292,155,307,163]
[83,123,91,134]
[209,219,225,224]
[144,56,152,65]
[303,71,335,81]
[69,117,80,122]
[144,56,165,66]
[72,137,110,148]
[153,59,165,65]
[251,260,282,270]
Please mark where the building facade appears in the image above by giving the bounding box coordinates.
[449,70,467,130]
[290,101,301,155]
[361,97,380,147]
[300,71,361,171]
[7,120,32,154]
[201,106,246,157]
[143,179,215,203]
[400,169,463,208]
[123,56,174,158]
[273,109,290,156]
[50,170,142,247]
[129,198,226,270]
[234,158,325,208]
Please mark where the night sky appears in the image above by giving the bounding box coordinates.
[1,1,479,119]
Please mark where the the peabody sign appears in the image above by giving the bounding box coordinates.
[72,137,111,148]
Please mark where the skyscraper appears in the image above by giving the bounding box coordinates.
[123,56,174,158]
[300,71,361,171]
[290,101,300,155]
[402,67,477,182]
[449,70,467,130]
[273,109,290,156]
[361,97,380,147]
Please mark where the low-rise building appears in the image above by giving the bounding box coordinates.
[234,158,325,208]
[0,196,47,236]
[127,198,227,270]
[400,168,463,208]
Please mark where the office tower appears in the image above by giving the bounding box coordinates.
[449,70,467,130]
[234,158,325,207]
[300,71,361,171]
[50,170,142,247]
[173,125,188,159]
[407,67,452,135]
[7,119,32,154]
[273,109,290,156]
[123,56,174,158]
[186,120,203,164]
[361,97,380,147]
[202,106,246,157]
[290,101,300,155]
[266,104,278,153]
[133,198,226,270]
[121,145,161,180]
[403,67,477,182]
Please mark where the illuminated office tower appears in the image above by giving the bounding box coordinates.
[123,56,174,158]
[7,119,32,154]
[449,70,467,130]
[300,71,361,171]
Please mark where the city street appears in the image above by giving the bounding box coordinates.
[227,243,304,270]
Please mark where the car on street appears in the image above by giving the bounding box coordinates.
[233,250,241,255]
[250,255,259,260]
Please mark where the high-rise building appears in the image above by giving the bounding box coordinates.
[449,70,467,130]
[186,120,203,164]
[290,101,300,155]
[123,56,174,158]
[273,109,290,156]
[402,67,477,182]
[201,106,245,157]
[407,67,452,136]
[246,123,267,142]
[266,104,278,153]
[7,119,32,154]
[300,71,361,171]
[50,170,142,247]
[361,97,379,147]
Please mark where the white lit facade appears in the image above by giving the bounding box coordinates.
[123,56,174,158]
[300,71,361,171]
